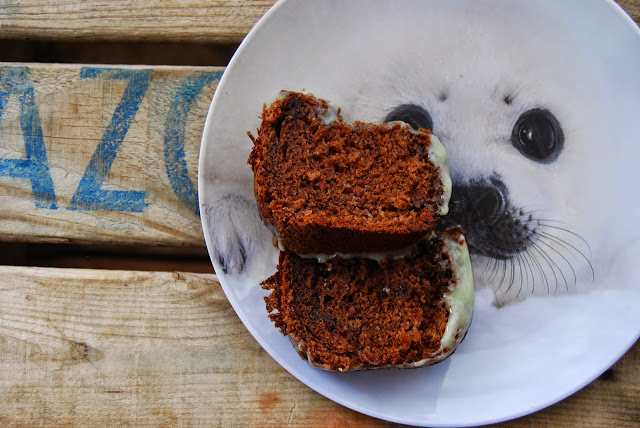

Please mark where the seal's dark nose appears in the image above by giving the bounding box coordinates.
[445,175,509,228]
[472,180,507,225]
[442,175,529,259]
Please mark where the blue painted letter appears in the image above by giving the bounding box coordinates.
[164,71,222,215]
[0,66,57,209]
[68,68,151,212]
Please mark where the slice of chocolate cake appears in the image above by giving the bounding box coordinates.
[248,91,452,255]
[262,227,473,372]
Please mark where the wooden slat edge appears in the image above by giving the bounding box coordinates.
[0,1,638,45]
[0,0,275,44]
[0,62,223,247]
[0,265,637,427]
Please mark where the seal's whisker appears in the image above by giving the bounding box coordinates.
[538,229,595,280]
[486,257,501,283]
[514,255,524,298]
[484,256,493,270]
[516,206,551,216]
[472,235,513,292]
[530,240,567,294]
[537,222,593,255]
[499,257,508,290]
[506,257,516,294]
[526,247,548,295]
[516,254,527,297]
[529,243,555,294]
[468,198,594,302]
[535,235,577,291]
[494,258,507,292]
[518,251,531,296]
[521,249,537,295]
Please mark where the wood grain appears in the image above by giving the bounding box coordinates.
[0,266,383,427]
[0,265,637,427]
[0,1,638,249]
[0,0,274,44]
[0,1,639,427]
[0,63,220,247]
[617,0,640,24]
[0,1,636,46]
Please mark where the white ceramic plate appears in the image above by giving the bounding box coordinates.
[198,0,640,426]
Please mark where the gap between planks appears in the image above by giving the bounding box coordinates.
[0,0,275,44]
[0,1,637,45]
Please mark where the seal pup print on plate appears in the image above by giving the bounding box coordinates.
[199,0,640,426]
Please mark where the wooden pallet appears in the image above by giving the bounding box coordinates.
[0,1,638,426]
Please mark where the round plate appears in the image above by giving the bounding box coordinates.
[198,0,640,426]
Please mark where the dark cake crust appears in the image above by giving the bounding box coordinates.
[262,230,463,371]
[248,91,447,254]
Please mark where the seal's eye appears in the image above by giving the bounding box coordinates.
[385,104,433,132]
[511,109,563,162]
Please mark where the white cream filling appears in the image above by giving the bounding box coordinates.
[427,134,452,216]
[386,122,452,216]
[279,239,415,263]
[406,232,474,368]
[317,103,340,125]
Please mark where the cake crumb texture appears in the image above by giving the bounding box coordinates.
[249,91,446,254]
[262,234,455,371]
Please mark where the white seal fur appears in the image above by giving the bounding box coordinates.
[200,0,640,307]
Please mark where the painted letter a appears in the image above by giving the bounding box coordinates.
[0,66,57,209]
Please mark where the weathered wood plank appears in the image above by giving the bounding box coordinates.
[1,2,639,248]
[0,63,221,247]
[0,0,274,44]
[0,266,386,427]
[0,266,637,427]
[0,1,637,46]
[618,0,640,24]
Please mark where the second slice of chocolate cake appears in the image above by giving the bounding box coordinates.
[262,227,473,372]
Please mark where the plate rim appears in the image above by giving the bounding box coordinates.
[198,0,640,425]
